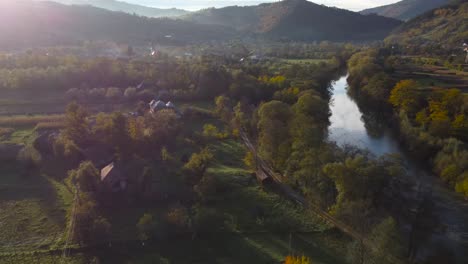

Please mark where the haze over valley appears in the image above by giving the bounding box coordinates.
[0,0,467,263]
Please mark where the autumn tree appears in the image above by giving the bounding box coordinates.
[389,80,420,115]
[284,255,311,264]
[215,95,232,122]
[184,148,214,181]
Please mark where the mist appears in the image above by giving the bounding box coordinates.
[123,0,402,11]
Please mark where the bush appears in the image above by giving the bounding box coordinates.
[137,213,158,241]
[124,87,137,99]
[105,87,123,100]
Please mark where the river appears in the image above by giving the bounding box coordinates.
[328,74,468,263]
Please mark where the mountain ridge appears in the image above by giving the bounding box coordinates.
[0,1,233,50]
[360,0,451,21]
[385,1,468,48]
[37,0,189,17]
[184,0,402,41]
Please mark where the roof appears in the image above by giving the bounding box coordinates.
[101,162,120,181]
[166,101,175,108]
[149,100,167,110]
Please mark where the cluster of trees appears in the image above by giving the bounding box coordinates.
[247,42,356,60]
[214,57,415,263]
[384,2,468,53]
[348,48,468,197]
[30,98,237,245]
[347,49,397,110]
[0,54,232,101]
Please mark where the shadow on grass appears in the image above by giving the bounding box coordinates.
[0,162,67,245]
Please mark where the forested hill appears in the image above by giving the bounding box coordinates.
[385,1,468,48]
[0,1,234,50]
[184,0,402,41]
[37,0,189,18]
[360,0,450,21]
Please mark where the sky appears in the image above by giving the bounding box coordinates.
[123,0,402,11]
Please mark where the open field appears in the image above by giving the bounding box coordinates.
[394,64,468,92]
[0,162,72,254]
[280,59,331,65]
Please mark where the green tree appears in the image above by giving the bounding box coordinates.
[184,148,214,179]
[68,161,100,193]
[369,217,406,264]
[203,124,220,139]
[137,213,157,241]
[72,193,111,244]
[215,95,232,122]
[257,101,292,169]
[64,102,89,145]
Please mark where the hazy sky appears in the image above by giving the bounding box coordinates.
[124,0,402,11]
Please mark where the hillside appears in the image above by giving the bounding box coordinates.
[184,0,402,41]
[360,0,450,21]
[38,0,189,18]
[385,1,468,48]
[0,1,234,50]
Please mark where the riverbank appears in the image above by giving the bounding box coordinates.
[329,72,468,262]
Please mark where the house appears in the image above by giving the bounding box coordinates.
[166,101,175,109]
[101,162,127,192]
[148,100,179,114]
[149,100,167,113]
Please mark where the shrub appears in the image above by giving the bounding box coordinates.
[137,213,157,241]
[105,87,123,100]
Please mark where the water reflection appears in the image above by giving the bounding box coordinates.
[327,74,468,262]
[328,75,401,156]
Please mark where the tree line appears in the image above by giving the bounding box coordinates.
[348,47,468,197]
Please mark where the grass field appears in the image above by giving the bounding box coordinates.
[281,59,331,65]
[0,162,72,254]
[79,138,349,264]
[0,103,350,263]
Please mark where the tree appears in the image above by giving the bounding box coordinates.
[257,101,292,169]
[145,109,180,147]
[428,100,451,138]
[215,95,232,122]
[389,80,420,114]
[243,151,256,170]
[192,205,225,235]
[91,217,111,243]
[361,72,393,103]
[166,206,190,233]
[184,148,214,179]
[203,124,220,139]
[455,173,468,197]
[72,193,111,244]
[137,213,157,241]
[64,102,89,145]
[284,255,311,264]
[68,161,100,193]
[369,217,405,264]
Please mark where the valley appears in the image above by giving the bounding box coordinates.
[0,0,467,263]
